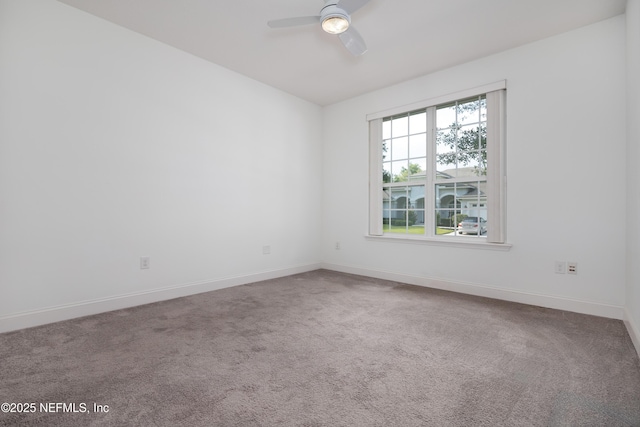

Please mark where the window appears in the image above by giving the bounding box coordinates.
[368,82,506,244]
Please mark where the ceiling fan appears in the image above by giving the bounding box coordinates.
[267,0,370,56]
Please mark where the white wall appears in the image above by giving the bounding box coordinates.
[0,1,634,336]
[322,16,627,318]
[0,0,323,331]
[626,0,640,352]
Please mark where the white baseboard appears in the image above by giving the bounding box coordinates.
[3,262,632,345]
[322,263,625,320]
[623,308,640,358]
[0,263,321,334]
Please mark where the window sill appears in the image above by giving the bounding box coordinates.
[365,234,512,251]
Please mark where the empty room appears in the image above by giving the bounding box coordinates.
[1,0,640,425]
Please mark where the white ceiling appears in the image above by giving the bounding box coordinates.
[57,0,626,106]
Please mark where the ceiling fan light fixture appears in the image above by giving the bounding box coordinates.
[322,14,349,34]
[268,0,369,55]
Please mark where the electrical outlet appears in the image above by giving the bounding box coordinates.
[554,261,566,274]
[140,257,150,270]
[567,262,577,275]
[262,245,271,255]
[335,241,341,250]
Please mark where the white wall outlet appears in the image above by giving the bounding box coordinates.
[567,262,577,275]
[335,241,341,250]
[262,245,271,255]
[554,261,566,274]
[140,256,150,269]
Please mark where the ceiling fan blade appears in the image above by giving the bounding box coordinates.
[267,16,320,28]
[338,26,367,56]
[336,0,371,15]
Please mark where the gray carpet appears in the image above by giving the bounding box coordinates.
[1,270,639,426]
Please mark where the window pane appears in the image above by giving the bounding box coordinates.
[458,124,482,151]
[435,183,457,209]
[392,160,408,182]
[390,187,407,206]
[436,180,486,237]
[436,164,455,179]
[436,129,455,152]
[455,181,488,237]
[408,159,427,180]
[409,133,427,158]
[479,97,487,122]
[477,150,487,176]
[391,136,408,160]
[458,97,481,125]
[382,162,391,183]
[437,104,456,130]
[475,182,488,205]
[382,119,391,140]
[409,185,425,230]
[436,124,456,177]
[383,186,425,234]
[457,181,485,207]
[395,161,426,182]
[409,111,427,135]
[392,115,409,137]
[389,186,408,233]
[457,151,479,170]
[435,209,457,234]
[436,138,456,178]
[456,209,488,237]
[408,185,425,208]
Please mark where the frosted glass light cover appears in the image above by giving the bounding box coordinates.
[322,16,349,34]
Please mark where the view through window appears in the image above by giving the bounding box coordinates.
[370,84,505,243]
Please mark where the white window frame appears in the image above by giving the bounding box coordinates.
[367,81,509,250]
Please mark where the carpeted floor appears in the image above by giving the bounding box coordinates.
[1,270,639,426]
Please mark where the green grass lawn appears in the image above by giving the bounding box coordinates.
[384,226,454,235]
